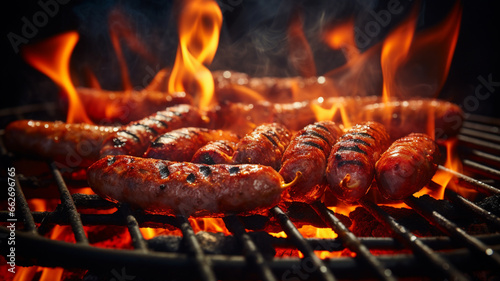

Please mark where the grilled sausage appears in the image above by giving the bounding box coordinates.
[191,140,237,165]
[77,87,192,124]
[144,128,239,161]
[358,99,463,141]
[99,104,206,158]
[279,121,343,203]
[3,120,116,169]
[88,155,298,217]
[375,133,440,200]
[232,123,292,171]
[326,122,390,203]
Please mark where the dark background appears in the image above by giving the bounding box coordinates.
[1,0,499,118]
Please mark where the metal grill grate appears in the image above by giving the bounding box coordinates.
[1,105,500,280]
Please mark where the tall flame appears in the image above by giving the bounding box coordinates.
[22,31,92,124]
[168,0,223,111]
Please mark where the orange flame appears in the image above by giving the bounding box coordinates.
[431,138,465,198]
[22,32,92,124]
[168,0,222,111]
[324,18,360,65]
[381,1,462,102]
[311,99,352,128]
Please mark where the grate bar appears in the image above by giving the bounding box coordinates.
[460,128,500,143]
[120,205,148,251]
[49,162,88,244]
[444,188,500,230]
[176,215,217,281]
[223,215,278,281]
[438,165,500,195]
[458,135,500,153]
[13,175,37,233]
[463,160,500,180]
[271,206,337,281]
[405,195,500,267]
[462,121,500,134]
[358,198,470,281]
[312,202,396,281]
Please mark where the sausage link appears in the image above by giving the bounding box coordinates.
[3,120,116,168]
[279,121,343,203]
[191,140,237,165]
[232,123,292,171]
[144,128,239,161]
[375,133,440,200]
[88,155,288,217]
[326,121,390,203]
[99,104,206,157]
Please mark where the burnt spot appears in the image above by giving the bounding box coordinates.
[186,173,196,183]
[303,141,324,152]
[151,118,169,128]
[337,145,367,154]
[132,124,158,135]
[337,160,365,168]
[335,154,342,160]
[151,134,176,147]
[159,184,166,190]
[348,132,374,139]
[350,138,370,146]
[156,113,173,124]
[172,110,183,117]
[199,166,212,177]
[119,130,140,142]
[200,154,215,165]
[107,156,116,166]
[159,165,170,179]
[262,133,278,147]
[314,123,330,132]
[112,137,125,147]
[229,166,240,175]
[305,131,330,145]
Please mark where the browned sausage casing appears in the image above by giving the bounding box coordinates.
[144,128,239,161]
[375,133,440,200]
[3,120,116,168]
[191,140,237,165]
[99,104,206,158]
[87,155,287,217]
[279,121,343,203]
[232,123,292,171]
[326,122,390,203]
[358,99,463,141]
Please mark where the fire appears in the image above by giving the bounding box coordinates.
[288,11,317,77]
[311,99,352,128]
[21,31,92,124]
[381,1,462,102]
[430,138,466,198]
[168,0,223,111]
[324,18,360,64]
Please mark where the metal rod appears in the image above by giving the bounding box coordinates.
[223,215,277,281]
[271,206,337,281]
[438,165,500,195]
[405,195,500,267]
[13,174,37,233]
[176,215,217,281]
[460,128,500,143]
[463,160,500,180]
[358,198,470,281]
[119,205,148,251]
[444,188,500,230]
[464,114,500,126]
[49,162,88,244]
[311,202,396,281]
[458,135,500,153]
[462,121,500,135]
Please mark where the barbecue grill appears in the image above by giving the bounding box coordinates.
[1,104,499,280]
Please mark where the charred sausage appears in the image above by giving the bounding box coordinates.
[232,123,292,171]
[279,121,343,203]
[99,104,206,158]
[3,120,116,168]
[191,140,237,165]
[144,128,239,161]
[358,99,463,141]
[77,87,192,124]
[88,155,298,217]
[326,121,390,203]
[375,133,440,200]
